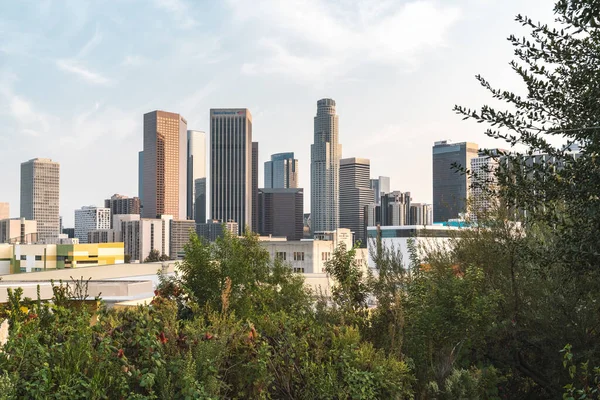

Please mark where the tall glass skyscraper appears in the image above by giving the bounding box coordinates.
[210,109,253,235]
[311,98,342,233]
[187,130,206,221]
[264,152,298,189]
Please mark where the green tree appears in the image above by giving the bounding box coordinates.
[143,249,161,263]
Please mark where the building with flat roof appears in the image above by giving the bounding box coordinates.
[432,140,479,222]
[142,110,188,220]
[170,219,195,259]
[75,206,111,244]
[339,158,373,246]
[121,215,172,262]
[0,218,37,244]
[196,219,238,242]
[0,242,124,274]
[258,188,304,241]
[409,203,434,225]
[104,194,141,218]
[20,158,60,243]
[210,109,253,234]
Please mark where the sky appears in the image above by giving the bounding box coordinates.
[0,0,556,227]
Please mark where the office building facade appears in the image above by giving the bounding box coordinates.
[381,191,411,226]
[252,142,259,234]
[74,206,111,244]
[265,152,299,189]
[104,194,141,218]
[20,158,60,244]
[339,158,373,246]
[409,203,434,225]
[370,177,390,205]
[187,130,206,221]
[258,188,304,241]
[142,111,187,220]
[170,219,196,259]
[210,109,253,235]
[196,219,239,242]
[193,178,206,224]
[432,141,479,222]
[311,98,342,232]
[121,215,172,262]
[0,218,37,244]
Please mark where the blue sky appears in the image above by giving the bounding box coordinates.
[0,0,553,227]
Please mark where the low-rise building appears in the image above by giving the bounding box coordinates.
[170,220,195,259]
[260,228,368,274]
[0,218,37,244]
[0,242,124,274]
[75,206,111,244]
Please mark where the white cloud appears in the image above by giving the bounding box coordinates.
[56,59,111,85]
[227,0,461,81]
[122,54,148,67]
[77,25,103,58]
[153,0,197,29]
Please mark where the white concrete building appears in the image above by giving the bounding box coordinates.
[121,215,172,262]
[75,206,111,244]
[366,225,460,269]
[260,228,368,274]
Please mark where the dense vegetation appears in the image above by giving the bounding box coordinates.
[1,0,600,398]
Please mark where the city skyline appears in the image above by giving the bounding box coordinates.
[0,1,554,226]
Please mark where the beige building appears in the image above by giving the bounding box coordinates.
[0,203,8,220]
[121,215,173,262]
[0,218,37,244]
[170,219,195,259]
[20,158,60,243]
[142,111,187,220]
[260,228,368,274]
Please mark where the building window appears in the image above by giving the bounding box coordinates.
[293,252,305,261]
[35,255,42,261]
[19,267,26,273]
[33,268,42,272]
[293,267,305,273]
[276,252,286,260]
[20,255,26,261]
[321,252,331,261]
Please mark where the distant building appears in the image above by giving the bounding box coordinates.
[432,140,479,222]
[303,213,311,238]
[3,243,124,274]
[370,177,390,205]
[0,203,8,220]
[142,111,187,220]
[193,178,206,224]
[409,203,433,225]
[197,219,238,242]
[381,191,411,226]
[20,158,60,244]
[252,142,259,234]
[88,229,118,244]
[470,149,506,218]
[62,228,75,239]
[258,188,303,241]
[311,98,341,232]
[210,109,253,234]
[265,152,299,189]
[339,158,374,246]
[138,151,144,206]
[260,228,367,274]
[75,206,111,244]
[104,194,141,218]
[187,130,206,221]
[170,219,196,260]
[121,215,172,262]
[0,218,37,244]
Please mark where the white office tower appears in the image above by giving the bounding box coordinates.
[311,98,342,232]
[74,206,111,244]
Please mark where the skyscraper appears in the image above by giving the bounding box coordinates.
[252,142,259,234]
[193,178,206,224]
[470,149,505,218]
[142,111,188,220]
[381,191,411,226]
[370,176,390,205]
[432,140,479,222]
[311,98,342,232]
[187,130,206,221]
[258,188,304,240]
[138,151,144,207]
[210,108,253,234]
[75,206,111,244]
[339,158,373,246]
[265,152,299,189]
[20,158,60,243]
